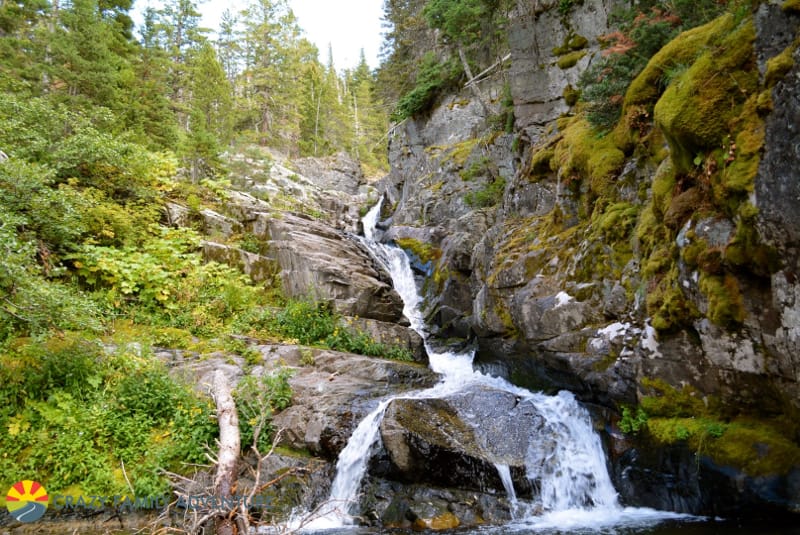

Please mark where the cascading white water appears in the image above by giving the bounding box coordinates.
[291,199,693,533]
[494,463,518,505]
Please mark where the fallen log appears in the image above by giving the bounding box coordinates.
[213,370,240,535]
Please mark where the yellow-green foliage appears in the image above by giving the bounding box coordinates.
[529,146,555,179]
[591,202,639,242]
[712,94,765,210]
[624,14,736,110]
[395,237,442,265]
[552,33,589,55]
[698,272,746,327]
[651,160,676,218]
[635,206,663,259]
[636,378,800,476]
[443,138,480,167]
[725,211,779,277]
[765,44,796,87]
[554,118,626,197]
[563,84,580,106]
[640,377,709,417]
[654,20,757,173]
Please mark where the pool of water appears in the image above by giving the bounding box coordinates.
[297,517,800,535]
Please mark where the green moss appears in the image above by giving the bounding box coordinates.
[647,266,698,331]
[563,84,580,106]
[698,272,746,328]
[765,44,796,87]
[712,94,765,209]
[394,237,441,265]
[651,160,676,218]
[654,20,757,173]
[592,202,639,242]
[640,377,709,417]
[569,34,589,50]
[554,118,625,197]
[530,147,555,178]
[460,156,492,181]
[433,137,480,167]
[494,302,517,334]
[724,216,780,277]
[557,50,587,70]
[625,14,736,110]
[647,417,800,477]
[553,33,589,56]
[782,0,800,13]
[635,200,672,266]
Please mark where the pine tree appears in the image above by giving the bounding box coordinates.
[348,50,388,171]
[184,42,233,180]
[121,7,180,150]
[49,0,132,112]
[239,0,311,151]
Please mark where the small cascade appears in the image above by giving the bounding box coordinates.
[494,463,518,505]
[300,401,391,529]
[289,198,691,532]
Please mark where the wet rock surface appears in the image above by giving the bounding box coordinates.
[272,351,437,459]
[376,387,538,496]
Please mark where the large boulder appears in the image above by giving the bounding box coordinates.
[272,351,436,459]
[377,387,540,496]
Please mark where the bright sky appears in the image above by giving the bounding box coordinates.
[132,0,385,70]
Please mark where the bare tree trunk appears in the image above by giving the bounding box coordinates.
[458,45,492,115]
[213,370,240,535]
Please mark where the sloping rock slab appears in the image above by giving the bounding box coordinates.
[266,212,405,323]
[272,351,436,459]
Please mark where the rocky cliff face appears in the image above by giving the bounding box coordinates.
[377,0,800,517]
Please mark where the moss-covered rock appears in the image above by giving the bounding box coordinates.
[554,118,626,197]
[624,14,736,111]
[556,50,587,70]
[654,20,757,173]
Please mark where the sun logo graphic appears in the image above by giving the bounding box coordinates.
[6,480,49,522]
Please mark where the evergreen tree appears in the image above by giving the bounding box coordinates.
[216,9,242,84]
[239,0,311,150]
[184,42,232,180]
[347,50,388,170]
[122,7,180,150]
[50,0,132,113]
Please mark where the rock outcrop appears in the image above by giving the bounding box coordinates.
[272,349,436,458]
[374,0,800,519]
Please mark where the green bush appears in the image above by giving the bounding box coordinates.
[260,298,414,361]
[464,176,506,207]
[235,369,294,452]
[619,406,648,434]
[392,53,461,121]
[268,299,337,344]
[0,337,217,495]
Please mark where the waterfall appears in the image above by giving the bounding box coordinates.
[290,199,692,532]
[494,463,518,505]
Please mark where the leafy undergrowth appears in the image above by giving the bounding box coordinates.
[0,90,411,504]
[237,299,415,362]
[0,335,218,499]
